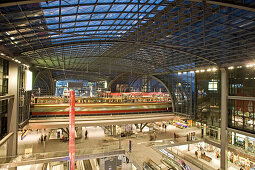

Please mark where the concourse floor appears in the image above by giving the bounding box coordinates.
[170,143,240,170]
[15,124,202,170]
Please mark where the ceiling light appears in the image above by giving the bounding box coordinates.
[183,72,187,74]
[10,37,15,40]
[195,70,200,73]
[228,66,234,70]
[178,72,182,74]
[212,68,217,71]
[0,53,4,55]
[207,68,212,72]
[190,71,194,73]
[200,70,205,72]
[5,32,10,35]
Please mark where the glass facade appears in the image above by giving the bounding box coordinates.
[18,66,31,126]
[156,71,195,117]
[228,67,255,133]
[0,59,9,140]
[229,99,254,133]
[229,67,255,97]
[196,71,221,129]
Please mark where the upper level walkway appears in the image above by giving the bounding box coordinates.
[26,112,175,129]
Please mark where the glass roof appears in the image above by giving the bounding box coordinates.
[41,0,165,44]
[0,0,255,80]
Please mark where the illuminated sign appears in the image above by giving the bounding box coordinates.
[25,70,32,91]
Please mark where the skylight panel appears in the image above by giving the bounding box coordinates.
[78,6,94,13]
[77,14,91,20]
[102,20,115,25]
[75,27,86,31]
[62,23,75,28]
[110,4,127,12]
[146,5,156,12]
[94,5,111,12]
[91,14,106,20]
[76,21,89,26]
[97,0,114,3]
[61,7,77,15]
[41,1,59,7]
[61,0,79,5]
[87,27,98,30]
[80,0,97,4]
[89,21,101,25]
[119,13,128,19]
[62,16,76,22]
[46,17,59,24]
[125,4,136,12]
[106,13,120,19]
[43,8,59,16]
[48,24,59,30]
[63,28,74,33]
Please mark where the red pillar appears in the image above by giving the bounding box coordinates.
[69,91,75,170]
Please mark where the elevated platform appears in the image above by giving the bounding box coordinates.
[31,102,172,116]
[26,113,175,129]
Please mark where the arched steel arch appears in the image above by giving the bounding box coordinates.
[149,75,175,112]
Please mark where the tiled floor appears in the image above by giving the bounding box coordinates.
[14,124,203,169]
[171,143,240,170]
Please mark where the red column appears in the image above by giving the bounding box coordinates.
[69,91,75,170]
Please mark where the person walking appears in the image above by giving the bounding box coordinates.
[85,130,88,139]
[195,151,198,159]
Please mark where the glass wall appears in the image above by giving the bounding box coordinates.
[0,58,9,140]
[229,99,255,133]
[196,71,221,130]
[156,71,195,116]
[228,132,255,154]
[228,67,255,133]
[229,66,255,97]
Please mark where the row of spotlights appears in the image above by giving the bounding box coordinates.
[178,68,217,74]
[228,64,254,69]
[0,52,29,67]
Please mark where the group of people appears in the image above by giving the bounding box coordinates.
[40,134,47,143]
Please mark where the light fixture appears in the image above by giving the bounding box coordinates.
[195,70,200,73]
[10,37,15,40]
[200,70,205,72]
[212,68,217,71]
[25,70,32,91]
[207,68,212,72]
[0,53,4,55]
[190,71,194,73]
[178,72,182,75]
[5,32,10,35]
[183,72,187,74]
[228,66,234,70]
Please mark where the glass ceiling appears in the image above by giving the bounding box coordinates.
[0,0,255,80]
[41,0,166,44]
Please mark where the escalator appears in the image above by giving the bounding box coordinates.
[83,160,93,170]
[143,160,162,170]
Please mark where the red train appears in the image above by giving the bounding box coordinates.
[31,102,172,116]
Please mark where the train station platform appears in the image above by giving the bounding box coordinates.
[1,125,202,169]
[26,112,175,129]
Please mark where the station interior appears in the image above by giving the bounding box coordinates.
[0,0,255,170]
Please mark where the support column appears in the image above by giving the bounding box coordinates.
[7,62,18,159]
[218,128,221,141]
[99,158,105,170]
[203,124,207,137]
[245,137,249,151]
[220,68,228,170]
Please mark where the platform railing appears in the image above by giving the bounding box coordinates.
[0,140,122,168]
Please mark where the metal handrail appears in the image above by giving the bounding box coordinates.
[0,132,14,147]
